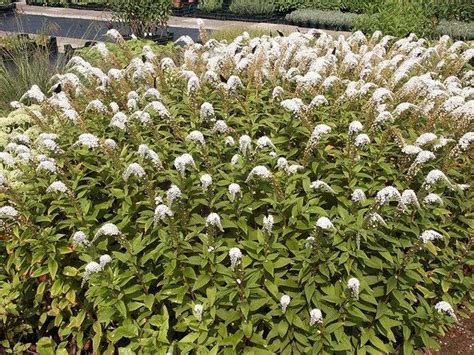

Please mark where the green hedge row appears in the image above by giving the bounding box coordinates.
[286,9,360,32]
[279,0,473,23]
[26,0,109,6]
[286,9,474,40]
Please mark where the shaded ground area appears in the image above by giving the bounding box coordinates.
[0,13,200,42]
[426,313,474,354]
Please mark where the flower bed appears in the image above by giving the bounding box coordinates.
[0,29,473,353]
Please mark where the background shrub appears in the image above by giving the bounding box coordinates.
[286,9,359,30]
[210,26,290,42]
[198,0,223,13]
[435,19,474,40]
[353,0,438,38]
[111,0,171,37]
[0,36,65,116]
[229,0,275,16]
[427,0,473,22]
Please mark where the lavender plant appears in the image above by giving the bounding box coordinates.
[0,29,473,353]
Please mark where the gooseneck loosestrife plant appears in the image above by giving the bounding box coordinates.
[0,27,472,353]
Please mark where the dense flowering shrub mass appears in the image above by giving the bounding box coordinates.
[0,29,473,353]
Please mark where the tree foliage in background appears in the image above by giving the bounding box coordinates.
[229,0,275,16]
[111,0,171,37]
[198,0,224,13]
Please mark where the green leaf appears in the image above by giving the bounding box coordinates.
[264,280,279,299]
[179,332,200,343]
[278,320,288,338]
[62,266,78,277]
[263,261,274,276]
[193,274,211,291]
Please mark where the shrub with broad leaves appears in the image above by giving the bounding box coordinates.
[0,29,473,353]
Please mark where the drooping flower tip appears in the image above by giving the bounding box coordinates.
[256,136,275,150]
[228,183,241,200]
[200,174,212,191]
[365,212,388,228]
[174,153,196,177]
[206,212,223,232]
[348,120,363,135]
[311,180,334,193]
[99,254,112,267]
[75,133,99,149]
[47,181,69,193]
[458,132,473,151]
[85,261,102,274]
[81,261,103,287]
[104,139,118,150]
[420,230,443,244]
[93,223,121,242]
[316,216,334,230]
[166,184,182,205]
[351,189,366,203]
[309,124,332,143]
[434,301,457,322]
[200,102,215,122]
[423,169,451,188]
[225,136,235,146]
[376,186,404,208]
[401,189,420,209]
[73,231,90,247]
[402,145,422,155]
[37,160,57,173]
[212,120,228,134]
[263,214,274,234]
[239,135,252,155]
[229,247,242,269]
[106,29,123,42]
[347,277,360,297]
[186,130,205,145]
[354,134,370,147]
[246,166,272,183]
[310,308,323,325]
[281,98,304,114]
[231,154,240,165]
[280,295,291,312]
[415,132,437,147]
[194,304,204,321]
[0,206,18,218]
[423,193,443,205]
[123,163,146,180]
[20,84,46,103]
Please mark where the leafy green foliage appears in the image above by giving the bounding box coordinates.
[0,32,472,354]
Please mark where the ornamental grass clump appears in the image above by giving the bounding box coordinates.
[0,28,472,353]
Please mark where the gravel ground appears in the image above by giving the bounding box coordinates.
[425,312,474,354]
